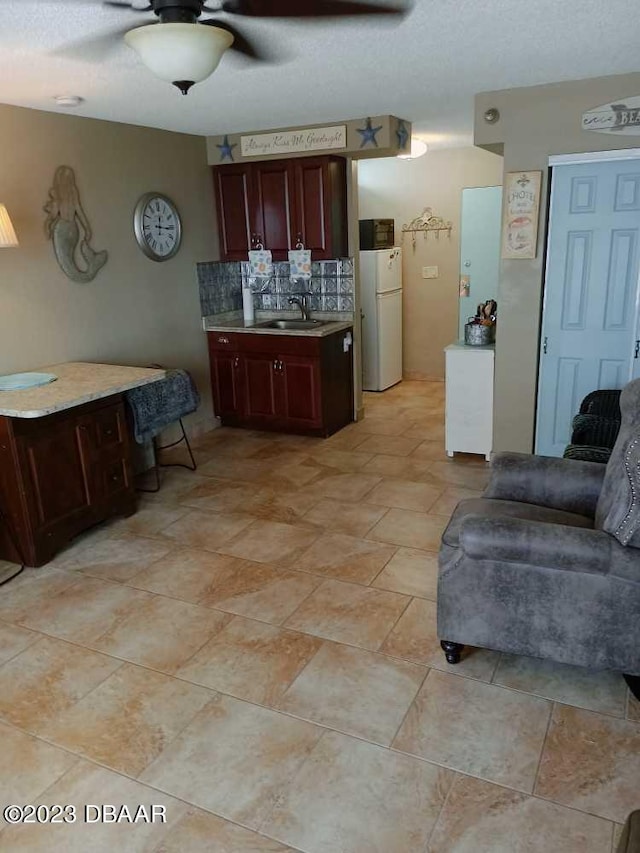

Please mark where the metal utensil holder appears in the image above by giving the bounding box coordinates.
[464,322,496,346]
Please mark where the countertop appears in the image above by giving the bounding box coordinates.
[0,362,166,419]
[203,311,354,338]
[445,341,496,352]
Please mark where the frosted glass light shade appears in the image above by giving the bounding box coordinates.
[0,204,18,247]
[125,23,234,86]
[398,138,428,159]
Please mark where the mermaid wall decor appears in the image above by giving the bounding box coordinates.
[44,166,108,283]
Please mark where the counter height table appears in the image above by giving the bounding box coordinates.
[0,362,165,567]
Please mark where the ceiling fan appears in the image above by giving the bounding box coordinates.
[57,0,411,95]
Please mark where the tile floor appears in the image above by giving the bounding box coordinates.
[0,380,637,852]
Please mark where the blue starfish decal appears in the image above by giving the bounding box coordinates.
[217,135,237,162]
[357,117,383,149]
[396,120,409,151]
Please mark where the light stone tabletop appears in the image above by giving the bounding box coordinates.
[0,362,166,419]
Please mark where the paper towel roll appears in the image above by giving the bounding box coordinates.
[242,287,255,325]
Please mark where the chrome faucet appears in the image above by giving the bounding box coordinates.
[288,293,311,321]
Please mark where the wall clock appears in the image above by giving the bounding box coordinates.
[133,192,182,262]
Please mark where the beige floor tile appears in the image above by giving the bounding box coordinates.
[140,693,322,827]
[0,760,189,852]
[429,485,484,517]
[427,774,613,853]
[111,504,191,537]
[493,654,628,717]
[48,534,174,583]
[382,598,501,679]
[372,547,439,599]
[177,478,258,513]
[127,548,246,602]
[306,447,376,473]
[178,617,321,705]
[242,487,322,525]
[0,622,39,665]
[301,498,387,537]
[629,692,640,721]
[403,417,446,441]
[356,434,423,457]
[535,704,640,822]
[285,579,409,651]
[278,641,425,745]
[20,576,153,645]
[408,439,450,462]
[291,532,396,584]
[319,426,373,450]
[138,467,212,504]
[365,478,443,512]
[161,509,255,551]
[428,460,491,490]
[367,507,449,551]
[263,730,454,853]
[303,471,383,502]
[156,808,298,852]
[362,453,438,483]
[0,636,121,731]
[393,670,551,792]
[197,561,321,624]
[91,596,231,674]
[218,519,319,564]
[41,664,213,777]
[349,416,414,436]
[0,721,78,806]
[198,456,272,482]
[0,568,78,624]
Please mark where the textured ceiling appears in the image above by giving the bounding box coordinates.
[0,0,638,148]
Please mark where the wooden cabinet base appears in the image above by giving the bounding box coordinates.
[0,394,137,568]
[209,328,354,437]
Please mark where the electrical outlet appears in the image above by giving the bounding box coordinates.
[422,266,439,279]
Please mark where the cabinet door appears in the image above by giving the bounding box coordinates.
[278,355,322,427]
[17,418,92,533]
[294,156,347,260]
[243,354,279,421]
[252,161,297,260]
[213,165,253,260]
[211,352,244,420]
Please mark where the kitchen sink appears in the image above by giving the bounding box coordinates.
[258,319,329,331]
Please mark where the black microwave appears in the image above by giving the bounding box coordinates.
[359,219,395,250]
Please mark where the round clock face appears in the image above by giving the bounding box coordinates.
[133,193,182,261]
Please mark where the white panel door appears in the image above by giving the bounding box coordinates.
[377,290,403,390]
[536,159,640,456]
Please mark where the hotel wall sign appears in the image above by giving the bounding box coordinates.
[582,97,640,135]
[240,126,347,157]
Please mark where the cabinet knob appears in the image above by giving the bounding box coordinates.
[233,357,240,369]
[218,336,230,345]
[111,473,120,483]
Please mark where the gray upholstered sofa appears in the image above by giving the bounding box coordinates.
[437,378,640,677]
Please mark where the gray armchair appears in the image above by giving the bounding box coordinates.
[437,377,640,678]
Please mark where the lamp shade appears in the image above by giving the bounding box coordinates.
[125,23,234,92]
[0,204,18,247]
[398,138,428,160]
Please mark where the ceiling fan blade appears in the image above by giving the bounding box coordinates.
[52,23,150,62]
[221,0,409,17]
[103,1,153,10]
[200,19,268,61]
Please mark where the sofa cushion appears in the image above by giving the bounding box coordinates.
[598,437,640,546]
[442,498,593,550]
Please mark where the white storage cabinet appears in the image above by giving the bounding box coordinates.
[444,343,494,461]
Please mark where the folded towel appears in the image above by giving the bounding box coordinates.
[125,369,199,445]
[289,248,312,280]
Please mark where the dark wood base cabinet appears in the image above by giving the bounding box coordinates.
[0,395,136,567]
[209,328,354,436]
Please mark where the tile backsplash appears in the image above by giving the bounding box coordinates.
[197,259,354,317]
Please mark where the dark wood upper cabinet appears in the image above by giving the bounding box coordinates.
[212,155,347,261]
[213,165,253,260]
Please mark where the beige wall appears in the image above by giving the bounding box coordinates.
[0,103,217,433]
[357,147,503,380]
[475,71,640,453]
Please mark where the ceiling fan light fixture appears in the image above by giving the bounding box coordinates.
[398,138,428,160]
[124,23,234,94]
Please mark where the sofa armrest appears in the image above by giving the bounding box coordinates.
[485,452,606,517]
[459,514,612,574]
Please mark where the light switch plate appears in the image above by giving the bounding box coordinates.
[422,266,439,279]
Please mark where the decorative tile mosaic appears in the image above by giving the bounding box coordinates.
[197,258,354,317]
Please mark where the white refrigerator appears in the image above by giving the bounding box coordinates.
[360,248,403,391]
